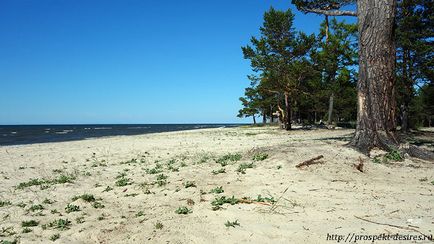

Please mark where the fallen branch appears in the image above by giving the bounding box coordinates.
[238,199,272,206]
[296,155,324,168]
[354,216,434,242]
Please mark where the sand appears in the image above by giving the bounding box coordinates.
[0,126,433,243]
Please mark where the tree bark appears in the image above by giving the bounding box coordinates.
[262,110,266,125]
[253,116,256,125]
[284,92,292,130]
[327,93,334,125]
[350,0,400,153]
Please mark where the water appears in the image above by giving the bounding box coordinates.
[0,124,242,146]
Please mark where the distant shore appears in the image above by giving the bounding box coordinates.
[0,126,433,243]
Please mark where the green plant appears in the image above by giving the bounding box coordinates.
[253,152,268,161]
[76,216,85,224]
[0,240,17,244]
[211,196,239,210]
[256,194,276,203]
[17,178,47,189]
[92,202,105,209]
[43,198,55,204]
[21,220,39,227]
[155,221,163,230]
[48,219,71,230]
[65,204,80,213]
[72,194,96,202]
[53,174,76,184]
[0,201,12,207]
[17,202,26,208]
[384,150,404,162]
[184,181,196,188]
[237,163,254,174]
[115,177,133,187]
[145,164,163,174]
[175,206,192,214]
[212,168,226,175]
[135,211,145,217]
[209,186,224,194]
[431,180,434,185]
[156,174,168,181]
[124,193,139,197]
[216,153,242,166]
[224,220,240,228]
[50,233,60,241]
[29,204,44,212]
[22,227,32,233]
[277,165,282,170]
[102,186,113,192]
[372,156,382,164]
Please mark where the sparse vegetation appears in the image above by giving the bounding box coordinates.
[225,220,240,228]
[65,204,80,213]
[252,152,268,161]
[50,233,60,241]
[209,186,224,194]
[17,174,76,190]
[0,201,12,207]
[175,206,192,214]
[47,219,71,230]
[212,168,226,175]
[256,194,276,203]
[72,194,96,202]
[211,196,239,210]
[155,221,163,230]
[184,181,196,188]
[21,220,39,227]
[115,176,133,187]
[29,204,44,212]
[216,153,242,166]
[237,163,254,174]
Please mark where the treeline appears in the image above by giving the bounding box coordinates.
[238,1,433,130]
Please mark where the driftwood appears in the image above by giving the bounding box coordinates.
[296,155,324,168]
[355,216,434,242]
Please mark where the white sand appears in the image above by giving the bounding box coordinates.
[0,126,433,243]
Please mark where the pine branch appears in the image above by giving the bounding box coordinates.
[300,7,357,16]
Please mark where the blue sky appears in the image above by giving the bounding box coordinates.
[0,0,352,124]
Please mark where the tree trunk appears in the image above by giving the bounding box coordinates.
[262,110,266,125]
[350,0,399,153]
[252,116,256,125]
[400,103,409,132]
[327,93,334,125]
[284,92,292,130]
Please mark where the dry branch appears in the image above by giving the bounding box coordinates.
[354,216,434,242]
[296,155,324,168]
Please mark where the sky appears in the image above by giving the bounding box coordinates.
[0,0,353,125]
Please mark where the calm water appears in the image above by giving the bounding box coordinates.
[0,124,242,146]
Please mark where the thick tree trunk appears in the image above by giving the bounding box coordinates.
[350,0,400,153]
[327,93,334,125]
[284,92,292,130]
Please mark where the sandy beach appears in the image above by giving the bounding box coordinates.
[0,126,433,243]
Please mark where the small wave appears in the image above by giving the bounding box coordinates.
[94,127,112,130]
[11,131,17,134]
[127,127,150,129]
[55,130,73,134]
